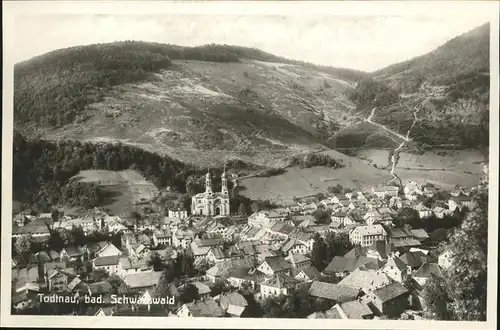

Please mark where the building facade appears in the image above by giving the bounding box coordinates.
[191,167,230,216]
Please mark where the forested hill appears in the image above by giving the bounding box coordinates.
[14,41,365,129]
[14,41,368,168]
[346,23,490,149]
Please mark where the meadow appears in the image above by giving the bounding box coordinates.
[71,169,159,216]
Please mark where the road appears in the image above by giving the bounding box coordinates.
[365,104,423,186]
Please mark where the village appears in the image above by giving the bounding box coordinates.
[10,167,480,320]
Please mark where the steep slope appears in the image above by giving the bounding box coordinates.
[348,22,490,150]
[14,42,366,167]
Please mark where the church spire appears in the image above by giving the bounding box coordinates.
[205,167,212,194]
[221,163,228,196]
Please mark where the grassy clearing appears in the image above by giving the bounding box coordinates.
[240,161,392,205]
[71,169,159,216]
[355,148,484,188]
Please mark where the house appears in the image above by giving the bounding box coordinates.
[152,229,172,247]
[372,186,399,199]
[124,271,162,291]
[207,246,242,264]
[95,306,114,316]
[12,266,40,293]
[285,253,311,271]
[46,269,74,292]
[191,282,211,299]
[449,195,475,211]
[133,244,151,259]
[168,209,188,219]
[366,241,394,261]
[338,269,393,292]
[308,281,361,303]
[403,181,423,198]
[257,256,291,277]
[93,255,121,275]
[349,224,387,247]
[172,227,196,249]
[323,256,382,278]
[59,246,84,262]
[118,257,151,277]
[381,256,410,283]
[399,251,428,273]
[432,206,447,219]
[438,249,453,270]
[176,299,224,317]
[422,186,438,198]
[206,258,255,284]
[190,241,212,260]
[83,241,122,260]
[88,281,113,297]
[412,263,443,286]
[260,274,300,298]
[12,292,33,311]
[279,238,308,256]
[330,300,374,319]
[239,226,267,242]
[161,216,183,232]
[414,204,433,218]
[217,291,249,317]
[248,211,283,228]
[294,266,322,282]
[361,281,409,317]
[409,228,429,243]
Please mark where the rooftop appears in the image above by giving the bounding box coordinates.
[308,281,360,303]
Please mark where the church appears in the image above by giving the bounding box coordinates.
[191,166,230,216]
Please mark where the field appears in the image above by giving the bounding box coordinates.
[239,160,392,205]
[355,148,485,188]
[70,169,159,216]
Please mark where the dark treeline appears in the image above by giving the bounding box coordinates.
[289,153,345,169]
[347,77,400,113]
[13,133,196,212]
[13,131,263,213]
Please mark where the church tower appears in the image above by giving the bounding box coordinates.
[221,163,229,196]
[205,169,213,195]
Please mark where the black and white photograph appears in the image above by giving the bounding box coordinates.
[2,1,498,328]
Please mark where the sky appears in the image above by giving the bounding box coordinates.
[6,2,494,72]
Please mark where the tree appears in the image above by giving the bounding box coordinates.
[422,273,454,320]
[14,234,33,258]
[153,266,176,299]
[312,208,332,225]
[107,275,126,294]
[422,184,488,321]
[327,184,343,194]
[238,203,248,216]
[179,283,200,305]
[445,186,487,321]
[315,192,325,201]
[147,252,165,271]
[395,207,421,228]
[91,269,108,282]
[250,202,259,213]
[311,234,328,271]
[47,229,67,252]
[210,279,231,297]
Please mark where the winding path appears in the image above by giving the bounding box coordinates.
[365,103,423,186]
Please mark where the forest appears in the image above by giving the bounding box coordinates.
[14,41,365,131]
[13,131,198,212]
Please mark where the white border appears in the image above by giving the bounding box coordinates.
[2,1,499,329]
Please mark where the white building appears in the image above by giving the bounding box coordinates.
[191,167,230,216]
[438,250,453,270]
[349,224,387,247]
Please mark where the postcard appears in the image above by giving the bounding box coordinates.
[2,1,498,329]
